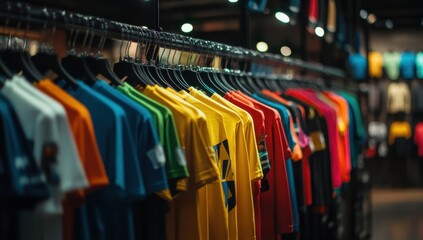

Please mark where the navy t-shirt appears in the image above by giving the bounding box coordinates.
[0,95,49,204]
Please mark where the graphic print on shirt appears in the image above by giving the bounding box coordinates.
[213,139,236,211]
[257,133,270,172]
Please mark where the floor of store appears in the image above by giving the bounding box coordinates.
[372,189,423,240]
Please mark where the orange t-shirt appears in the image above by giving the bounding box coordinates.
[37,79,109,240]
[322,91,351,183]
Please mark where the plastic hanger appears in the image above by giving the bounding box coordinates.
[202,52,228,95]
[61,14,97,85]
[113,24,149,88]
[31,20,77,86]
[0,14,42,82]
[84,22,122,86]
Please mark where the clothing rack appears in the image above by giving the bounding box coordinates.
[0,1,345,79]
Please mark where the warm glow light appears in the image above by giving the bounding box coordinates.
[256,41,269,52]
[367,14,377,24]
[275,12,290,23]
[280,46,292,57]
[181,23,193,33]
[315,27,325,37]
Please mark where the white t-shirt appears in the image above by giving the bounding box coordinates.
[1,76,88,240]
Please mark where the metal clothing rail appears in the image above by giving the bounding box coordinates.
[0,1,345,79]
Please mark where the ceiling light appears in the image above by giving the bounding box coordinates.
[359,9,368,19]
[275,12,290,23]
[228,0,238,2]
[315,27,325,37]
[367,14,377,24]
[181,23,193,33]
[385,20,394,29]
[256,41,268,52]
[280,46,292,57]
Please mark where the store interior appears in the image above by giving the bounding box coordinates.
[0,0,423,240]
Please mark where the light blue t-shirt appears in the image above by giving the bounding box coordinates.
[348,53,367,81]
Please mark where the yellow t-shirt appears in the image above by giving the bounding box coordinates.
[369,51,384,78]
[174,89,229,240]
[211,93,259,240]
[189,88,240,240]
[142,85,220,240]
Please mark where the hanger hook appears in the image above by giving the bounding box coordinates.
[134,26,140,61]
[87,17,96,55]
[119,23,124,60]
[124,25,131,58]
[158,32,166,66]
[98,21,107,56]
[70,14,80,53]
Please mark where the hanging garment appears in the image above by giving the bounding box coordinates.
[143,85,221,240]
[415,52,423,79]
[399,51,416,80]
[234,91,293,239]
[388,121,412,158]
[383,51,401,80]
[387,81,411,114]
[36,80,109,240]
[348,53,367,81]
[59,80,147,240]
[368,51,383,79]
[2,76,88,240]
[414,123,423,157]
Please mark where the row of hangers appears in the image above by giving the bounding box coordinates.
[0,5,331,96]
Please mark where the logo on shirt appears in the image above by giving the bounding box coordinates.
[41,142,60,186]
[213,139,236,211]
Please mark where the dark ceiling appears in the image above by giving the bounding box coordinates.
[363,0,423,28]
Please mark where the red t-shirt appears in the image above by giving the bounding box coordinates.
[236,92,294,238]
[415,123,423,157]
[285,89,342,189]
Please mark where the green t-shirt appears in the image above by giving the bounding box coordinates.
[383,51,401,80]
[116,83,189,185]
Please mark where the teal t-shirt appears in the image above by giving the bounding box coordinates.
[416,52,423,79]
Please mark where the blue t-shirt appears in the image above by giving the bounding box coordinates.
[348,53,367,81]
[400,51,416,80]
[61,80,144,240]
[252,93,299,232]
[247,0,268,12]
[92,80,168,195]
[0,95,49,204]
[289,0,301,13]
